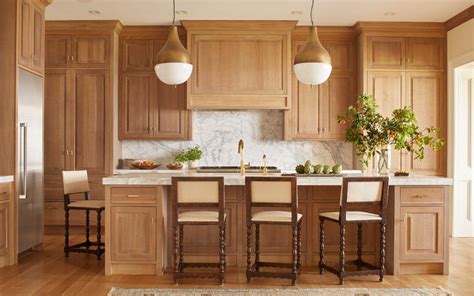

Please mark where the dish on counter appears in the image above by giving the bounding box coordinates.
[131,160,160,170]
[167,162,184,170]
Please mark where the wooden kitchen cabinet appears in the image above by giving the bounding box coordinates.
[110,206,157,262]
[0,182,14,267]
[0,202,9,257]
[406,37,443,70]
[367,36,405,69]
[45,35,70,68]
[118,27,191,140]
[183,21,295,110]
[18,0,46,75]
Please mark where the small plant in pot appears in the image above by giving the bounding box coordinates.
[337,95,444,175]
[175,145,203,170]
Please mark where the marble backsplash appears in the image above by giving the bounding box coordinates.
[121,111,353,171]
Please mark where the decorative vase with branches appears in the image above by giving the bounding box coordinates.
[337,95,444,173]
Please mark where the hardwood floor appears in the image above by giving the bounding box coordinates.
[0,235,472,295]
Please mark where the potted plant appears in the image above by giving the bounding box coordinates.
[337,95,444,174]
[174,146,203,170]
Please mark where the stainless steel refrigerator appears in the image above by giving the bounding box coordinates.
[17,69,44,253]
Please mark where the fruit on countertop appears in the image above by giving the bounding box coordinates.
[167,162,184,170]
[313,164,323,174]
[304,160,314,174]
[131,160,160,170]
[332,164,342,174]
[322,165,331,174]
[295,164,305,174]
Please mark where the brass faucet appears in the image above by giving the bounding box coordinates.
[238,139,245,176]
[261,154,268,176]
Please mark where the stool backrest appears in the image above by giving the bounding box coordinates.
[62,170,90,195]
[339,176,389,224]
[245,176,298,225]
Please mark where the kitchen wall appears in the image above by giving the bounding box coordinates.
[122,110,353,171]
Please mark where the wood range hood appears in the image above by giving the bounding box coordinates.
[182,20,297,110]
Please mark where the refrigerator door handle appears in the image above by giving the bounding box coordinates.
[19,122,27,199]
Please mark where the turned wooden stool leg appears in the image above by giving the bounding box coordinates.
[96,210,102,260]
[173,225,179,283]
[178,225,184,272]
[246,223,252,282]
[297,220,302,274]
[380,222,386,282]
[291,225,298,286]
[255,224,260,272]
[85,210,90,251]
[64,208,70,258]
[319,218,325,274]
[223,220,227,270]
[357,223,363,270]
[339,224,346,285]
[219,223,225,284]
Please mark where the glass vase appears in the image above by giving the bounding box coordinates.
[376,145,391,174]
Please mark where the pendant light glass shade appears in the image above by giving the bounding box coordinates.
[155,25,193,85]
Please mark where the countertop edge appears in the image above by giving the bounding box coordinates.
[0,176,14,184]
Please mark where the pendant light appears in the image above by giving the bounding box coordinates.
[155,0,193,85]
[293,0,332,85]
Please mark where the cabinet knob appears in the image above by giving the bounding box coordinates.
[0,192,7,195]
[127,194,139,198]
[412,194,428,198]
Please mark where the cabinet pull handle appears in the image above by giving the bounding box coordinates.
[0,191,7,195]
[413,194,428,198]
[127,194,139,198]
[71,55,75,61]
[151,217,155,224]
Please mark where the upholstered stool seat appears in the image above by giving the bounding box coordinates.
[178,211,226,223]
[172,177,226,284]
[319,211,382,222]
[68,200,105,210]
[252,211,303,223]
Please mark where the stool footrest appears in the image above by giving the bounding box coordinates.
[174,272,223,279]
[181,262,220,269]
[247,270,297,279]
[255,261,294,269]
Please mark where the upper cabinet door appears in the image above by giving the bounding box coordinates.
[367,37,405,70]
[323,40,354,73]
[320,75,353,140]
[121,39,154,72]
[70,35,110,68]
[406,37,443,70]
[45,35,70,68]
[31,0,45,74]
[405,71,444,176]
[73,69,110,175]
[119,73,155,139]
[44,69,69,175]
[18,0,32,68]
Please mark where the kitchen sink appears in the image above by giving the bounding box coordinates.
[196,166,281,173]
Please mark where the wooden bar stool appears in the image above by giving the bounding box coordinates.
[245,176,302,285]
[171,176,226,284]
[62,170,105,260]
[319,176,389,284]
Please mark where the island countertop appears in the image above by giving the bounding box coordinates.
[102,172,452,186]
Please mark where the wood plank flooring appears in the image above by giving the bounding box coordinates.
[0,235,472,295]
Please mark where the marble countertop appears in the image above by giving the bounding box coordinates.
[0,176,14,183]
[103,171,452,186]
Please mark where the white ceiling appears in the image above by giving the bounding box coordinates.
[46,0,472,26]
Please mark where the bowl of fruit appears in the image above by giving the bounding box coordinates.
[166,162,184,170]
[131,160,160,170]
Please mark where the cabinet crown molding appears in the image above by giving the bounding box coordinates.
[46,20,123,34]
[182,20,297,32]
[121,26,186,40]
[354,21,446,36]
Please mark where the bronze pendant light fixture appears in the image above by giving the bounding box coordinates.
[294,0,332,85]
[155,0,193,85]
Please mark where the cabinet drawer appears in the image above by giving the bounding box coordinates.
[400,187,445,204]
[0,183,11,201]
[110,187,157,204]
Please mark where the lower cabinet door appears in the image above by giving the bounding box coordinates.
[399,206,444,261]
[110,206,156,261]
[0,202,9,256]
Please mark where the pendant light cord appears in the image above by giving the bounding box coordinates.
[172,0,176,25]
[310,0,315,26]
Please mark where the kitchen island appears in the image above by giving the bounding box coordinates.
[102,172,452,277]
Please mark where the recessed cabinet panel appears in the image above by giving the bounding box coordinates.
[120,73,154,139]
[155,80,187,137]
[320,75,352,139]
[406,38,442,70]
[44,70,69,176]
[0,203,8,256]
[294,79,321,137]
[368,37,405,69]
[71,35,110,68]
[31,1,45,73]
[406,72,443,175]
[323,40,354,73]
[18,0,32,68]
[111,206,157,261]
[45,35,70,68]
[400,206,444,261]
[73,70,109,175]
[121,39,154,71]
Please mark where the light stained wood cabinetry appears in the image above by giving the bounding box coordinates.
[105,186,164,275]
[119,27,191,140]
[389,186,449,275]
[0,182,14,267]
[182,21,295,110]
[18,0,46,75]
[357,23,446,175]
[285,29,355,140]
